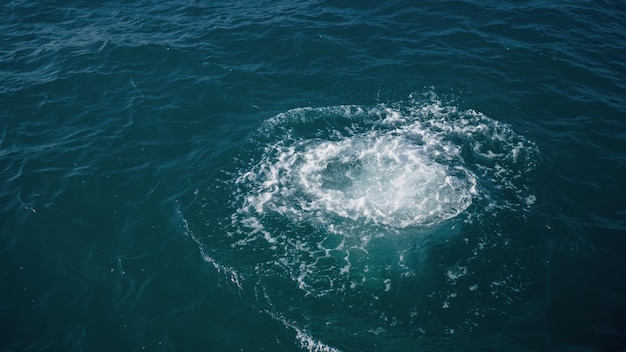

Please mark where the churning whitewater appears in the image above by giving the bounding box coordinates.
[218,94,539,296]
[238,107,476,231]
[191,94,539,350]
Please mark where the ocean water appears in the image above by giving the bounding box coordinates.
[1,1,625,351]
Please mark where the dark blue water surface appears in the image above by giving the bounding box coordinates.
[2,1,625,351]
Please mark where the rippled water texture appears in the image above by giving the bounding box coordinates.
[2,1,625,351]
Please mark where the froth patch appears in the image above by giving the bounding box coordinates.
[250,130,476,232]
[230,95,538,296]
[190,94,541,350]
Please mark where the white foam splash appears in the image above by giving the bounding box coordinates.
[229,95,537,297]
[235,108,491,240]
[295,328,341,352]
[184,94,542,352]
[239,129,476,236]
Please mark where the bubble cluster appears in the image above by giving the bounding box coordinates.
[226,95,538,296]
[238,118,476,235]
[189,94,540,350]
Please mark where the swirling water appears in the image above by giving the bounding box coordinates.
[1,1,625,351]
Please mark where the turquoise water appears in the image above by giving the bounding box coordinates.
[2,1,625,351]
